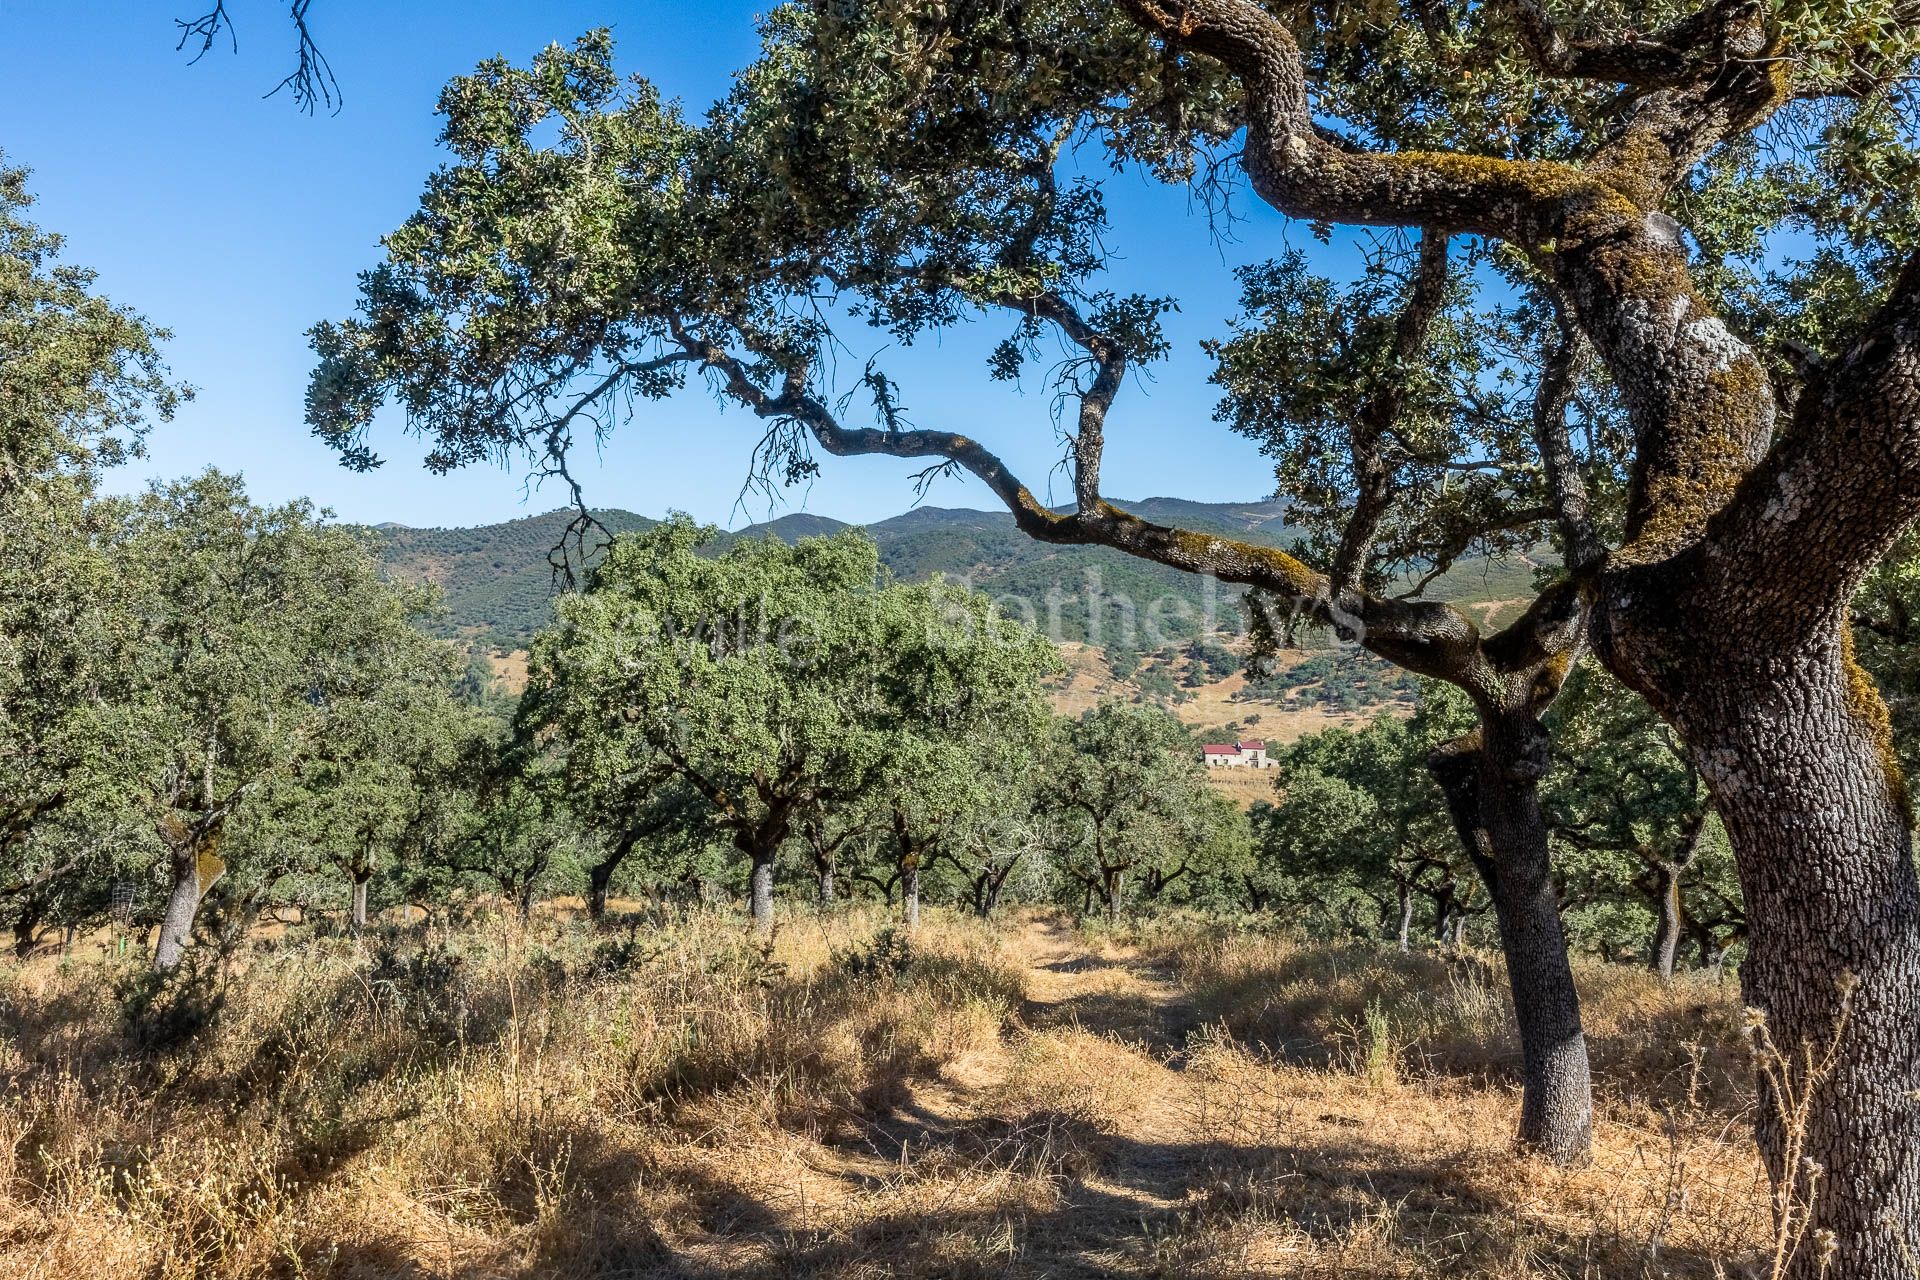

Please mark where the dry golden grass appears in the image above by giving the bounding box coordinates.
[1044,642,1384,746]
[0,905,1771,1278]
[1202,767,1281,811]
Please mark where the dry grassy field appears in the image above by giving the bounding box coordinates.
[0,909,1771,1279]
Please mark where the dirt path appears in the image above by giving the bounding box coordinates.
[862,916,1226,1275]
[679,915,1766,1279]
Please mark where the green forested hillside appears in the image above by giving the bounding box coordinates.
[372,497,1541,650]
[373,508,660,644]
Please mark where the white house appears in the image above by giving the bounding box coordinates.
[1202,740,1269,769]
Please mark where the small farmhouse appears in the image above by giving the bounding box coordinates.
[1202,740,1269,769]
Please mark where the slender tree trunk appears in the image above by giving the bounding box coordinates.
[1652,641,1920,1277]
[587,858,616,920]
[1244,878,1269,913]
[1648,862,1682,981]
[1106,868,1123,926]
[11,908,41,960]
[748,849,776,939]
[590,823,655,921]
[1689,920,1716,971]
[816,857,836,906]
[1431,727,1594,1165]
[1431,885,1457,943]
[154,845,218,972]
[9,876,50,959]
[1395,881,1414,952]
[350,870,371,934]
[902,863,921,930]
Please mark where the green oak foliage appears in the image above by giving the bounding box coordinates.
[0,160,192,952]
[518,595,712,919]
[1258,686,1481,942]
[1536,671,1735,971]
[0,157,184,503]
[1039,700,1236,923]
[1206,244,1572,586]
[1264,674,1747,967]
[448,741,594,922]
[299,12,1644,588]
[1542,663,1743,973]
[863,578,1060,926]
[0,488,158,951]
[268,639,475,931]
[525,515,1059,933]
[121,471,449,969]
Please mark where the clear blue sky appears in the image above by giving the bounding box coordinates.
[0,0,1327,530]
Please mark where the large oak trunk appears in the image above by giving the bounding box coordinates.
[1431,727,1594,1164]
[1662,636,1920,1277]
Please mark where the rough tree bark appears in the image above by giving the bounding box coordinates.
[747,847,776,939]
[1394,881,1414,953]
[1431,723,1594,1165]
[154,844,222,972]
[349,870,371,934]
[1608,620,1920,1268]
[902,862,921,930]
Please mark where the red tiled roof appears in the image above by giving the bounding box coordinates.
[1237,740,1267,751]
[1202,745,1238,756]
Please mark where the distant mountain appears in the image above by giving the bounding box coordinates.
[371,496,1536,651]
[375,508,659,645]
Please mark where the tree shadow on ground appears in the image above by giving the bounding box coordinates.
[628,1117,1736,1280]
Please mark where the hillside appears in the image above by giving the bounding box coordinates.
[373,496,1534,649]
[376,496,1533,774]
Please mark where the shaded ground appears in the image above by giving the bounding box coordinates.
[628,918,1762,1279]
[3,911,1768,1279]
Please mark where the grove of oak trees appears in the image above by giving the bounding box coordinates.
[309,4,1920,1268]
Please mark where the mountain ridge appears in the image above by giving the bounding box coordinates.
[370,496,1533,652]
[373,497,1300,646]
